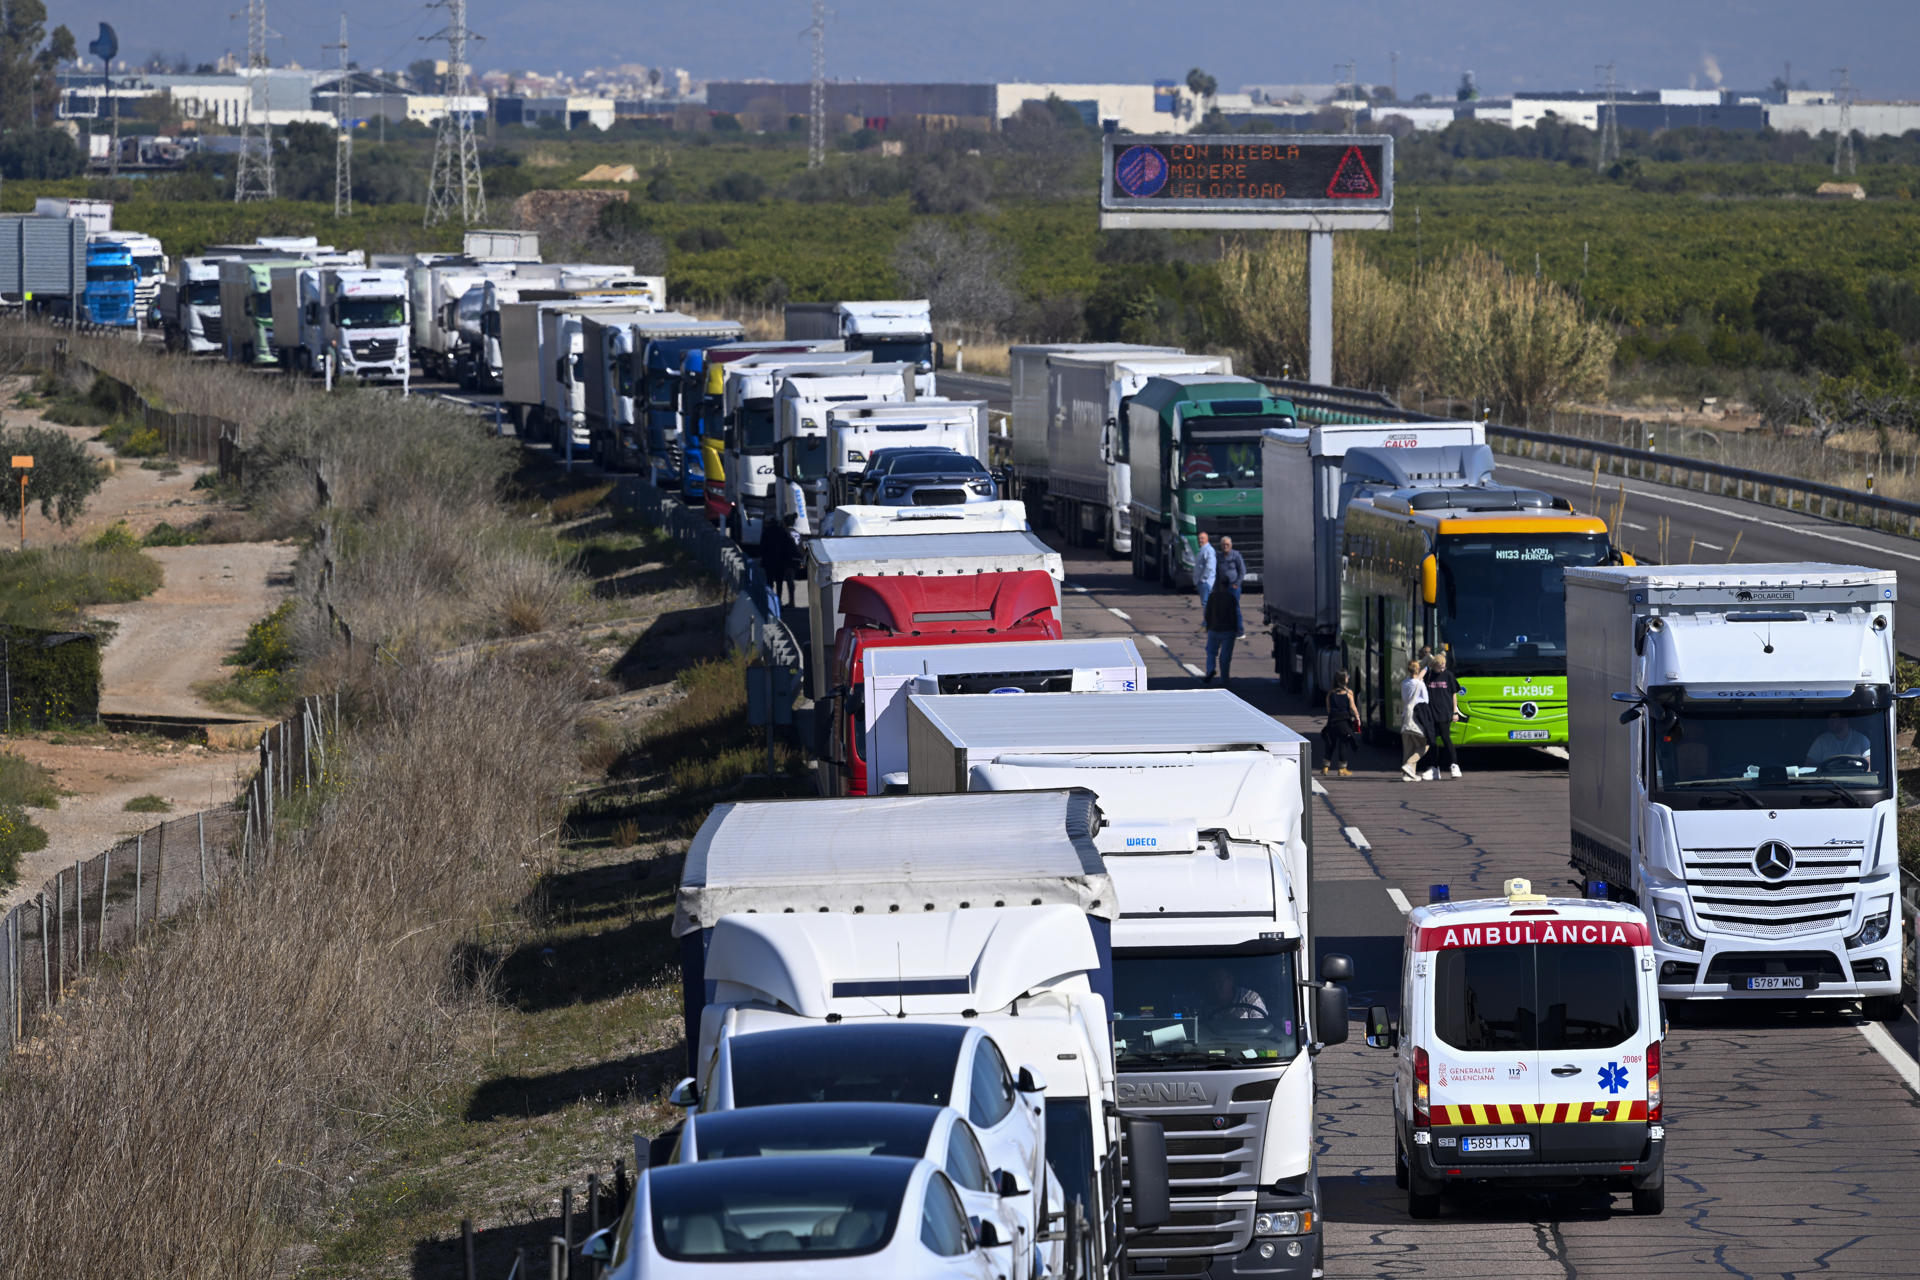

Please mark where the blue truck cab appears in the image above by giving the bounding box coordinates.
[83,241,139,327]
[646,336,737,492]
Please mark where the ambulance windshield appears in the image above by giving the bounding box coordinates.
[1433,944,1638,1053]
[1112,948,1301,1069]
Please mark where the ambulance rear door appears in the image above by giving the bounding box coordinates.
[1532,930,1654,1165]
[1424,930,1542,1166]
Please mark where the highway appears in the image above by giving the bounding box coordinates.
[437,369,1920,1276]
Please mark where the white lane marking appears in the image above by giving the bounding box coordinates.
[1311,780,1328,796]
[1497,460,1920,566]
[1144,634,1167,648]
[1857,1018,1919,1095]
[1621,520,1649,531]
[1387,887,1413,915]
[1107,607,1131,620]
[1066,583,1089,593]
[1542,746,1570,761]
[1342,825,1370,850]
[1696,540,1724,550]
[1182,662,1205,677]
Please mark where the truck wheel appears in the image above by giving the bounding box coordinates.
[1393,1133,1409,1189]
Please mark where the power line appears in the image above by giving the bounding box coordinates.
[327,13,350,217]
[805,0,827,169]
[422,0,485,226]
[234,0,276,202]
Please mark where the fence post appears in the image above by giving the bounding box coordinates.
[198,809,207,892]
[101,846,111,953]
[74,860,83,975]
[549,1237,565,1280]
[40,893,50,1014]
[134,833,144,939]
[55,873,64,1001]
[154,819,165,926]
[462,1218,476,1280]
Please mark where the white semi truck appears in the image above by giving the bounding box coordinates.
[672,789,1173,1280]
[825,398,991,510]
[273,267,411,386]
[1007,344,1178,512]
[1565,564,1907,1018]
[785,299,940,378]
[1044,350,1232,556]
[158,256,226,354]
[717,350,874,546]
[768,365,924,534]
[903,688,1354,1279]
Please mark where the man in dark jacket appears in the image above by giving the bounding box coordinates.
[1417,651,1464,779]
[1218,536,1247,636]
[760,514,800,610]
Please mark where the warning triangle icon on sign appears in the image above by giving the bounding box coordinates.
[1326,145,1380,199]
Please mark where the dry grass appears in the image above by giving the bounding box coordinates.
[1219,235,1615,415]
[0,656,581,1275]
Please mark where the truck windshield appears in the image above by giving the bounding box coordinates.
[1176,433,1267,490]
[1112,948,1301,1069]
[252,290,274,319]
[852,337,933,365]
[89,265,136,282]
[1435,532,1609,676]
[337,299,405,328]
[187,282,220,306]
[1433,943,1638,1052]
[1649,702,1891,808]
[788,437,830,482]
[737,402,777,449]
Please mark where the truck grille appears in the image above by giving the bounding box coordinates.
[201,316,223,343]
[1119,1094,1268,1258]
[349,338,400,361]
[1196,514,1261,580]
[1682,843,1865,937]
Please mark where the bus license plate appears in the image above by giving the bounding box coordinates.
[1508,730,1550,741]
[1462,1135,1531,1152]
[1747,976,1804,990]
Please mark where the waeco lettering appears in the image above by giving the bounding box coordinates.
[1416,919,1648,950]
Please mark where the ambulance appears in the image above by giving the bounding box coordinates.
[1370,878,1666,1219]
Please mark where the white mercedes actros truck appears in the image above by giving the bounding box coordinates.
[1565,564,1906,1017]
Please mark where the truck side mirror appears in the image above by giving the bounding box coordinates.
[1319,952,1354,983]
[1122,1117,1171,1232]
[1314,983,1350,1048]
[1612,548,1638,567]
[1365,1005,1397,1049]
[1420,554,1438,605]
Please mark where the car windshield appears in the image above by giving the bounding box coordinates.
[1177,433,1263,490]
[1432,942,1638,1053]
[337,298,405,328]
[888,452,986,476]
[1649,702,1891,808]
[649,1160,909,1261]
[692,1106,939,1161]
[1114,948,1302,1069]
[727,1027,965,1107]
[89,265,136,282]
[1435,532,1609,675]
[187,282,220,305]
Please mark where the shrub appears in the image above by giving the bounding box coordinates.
[0,751,59,809]
[0,546,162,630]
[0,802,49,887]
[90,520,141,552]
[0,627,103,727]
[141,522,200,547]
[0,423,105,527]
[123,794,172,813]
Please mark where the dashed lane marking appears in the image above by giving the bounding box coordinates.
[1107,607,1131,620]
[1181,662,1204,677]
[1144,634,1166,648]
[1342,825,1370,850]
[1387,887,1413,915]
[1311,780,1327,796]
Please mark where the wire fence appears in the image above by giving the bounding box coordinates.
[0,693,340,1056]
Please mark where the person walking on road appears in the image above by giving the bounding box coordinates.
[1218,536,1247,635]
[760,513,800,610]
[1399,657,1430,782]
[1322,670,1360,776]
[1418,651,1464,779]
[1203,568,1239,683]
[1194,531,1216,618]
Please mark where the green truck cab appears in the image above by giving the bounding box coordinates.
[1126,375,1296,590]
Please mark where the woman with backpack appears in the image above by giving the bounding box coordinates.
[1321,670,1360,777]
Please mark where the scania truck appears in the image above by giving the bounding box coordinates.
[673,789,1173,1280]
[715,350,873,540]
[1565,564,1906,1018]
[904,688,1358,1278]
[1127,376,1297,591]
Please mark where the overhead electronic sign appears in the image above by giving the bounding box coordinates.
[1101,134,1394,229]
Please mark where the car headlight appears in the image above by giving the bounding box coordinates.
[1655,911,1704,952]
[1254,1210,1309,1236]
[970,479,995,495]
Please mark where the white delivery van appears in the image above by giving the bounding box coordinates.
[1376,878,1666,1220]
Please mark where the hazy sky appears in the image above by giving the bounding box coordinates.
[53,1,1919,100]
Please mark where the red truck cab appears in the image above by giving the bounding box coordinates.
[825,570,1062,796]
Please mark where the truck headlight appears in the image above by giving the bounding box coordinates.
[1655,910,1704,952]
[1847,904,1892,949]
[1255,1210,1309,1236]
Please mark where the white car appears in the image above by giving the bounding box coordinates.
[583,1154,1004,1278]
[675,1102,1055,1280]
[689,1020,1050,1221]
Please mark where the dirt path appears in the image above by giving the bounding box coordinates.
[91,543,298,719]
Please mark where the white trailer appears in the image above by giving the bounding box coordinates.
[825,398,990,508]
[1007,343,1177,508]
[673,789,1172,1280]
[904,687,1354,1278]
[1565,564,1905,1016]
[803,529,1065,700]
[769,365,921,534]
[860,637,1145,791]
[786,299,939,381]
[1046,351,1232,556]
[33,198,112,234]
[815,500,1030,538]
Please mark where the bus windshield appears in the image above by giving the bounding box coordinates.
[1435,532,1608,675]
